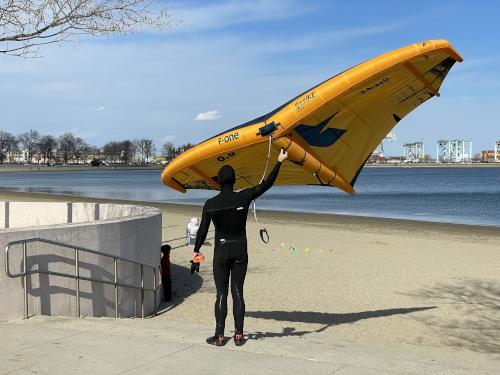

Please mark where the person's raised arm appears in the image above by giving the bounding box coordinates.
[193,205,211,254]
[247,148,288,201]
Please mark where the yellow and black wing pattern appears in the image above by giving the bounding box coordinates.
[161,40,463,194]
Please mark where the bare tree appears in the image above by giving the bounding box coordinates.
[38,134,57,165]
[103,141,121,163]
[58,132,77,164]
[74,136,90,163]
[120,140,134,164]
[18,129,40,163]
[132,139,140,162]
[134,138,144,162]
[89,145,101,159]
[161,141,175,161]
[0,0,175,57]
[176,142,193,155]
[0,130,17,163]
[138,138,154,163]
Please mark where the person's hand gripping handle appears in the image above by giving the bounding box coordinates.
[278,148,288,162]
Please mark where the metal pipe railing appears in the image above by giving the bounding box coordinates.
[5,237,158,320]
[75,249,80,317]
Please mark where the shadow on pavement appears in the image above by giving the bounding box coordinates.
[246,306,436,340]
[156,263,203,315]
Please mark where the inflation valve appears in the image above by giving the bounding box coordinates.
[257,121,278,137]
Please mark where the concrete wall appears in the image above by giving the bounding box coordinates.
[0,202,162,321]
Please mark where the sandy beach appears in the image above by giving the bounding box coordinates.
[1,190,499,363]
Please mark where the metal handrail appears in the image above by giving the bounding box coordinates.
[5,237,159,319]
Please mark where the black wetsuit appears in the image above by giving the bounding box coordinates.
[194,161,282,336]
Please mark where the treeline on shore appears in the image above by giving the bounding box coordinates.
[0,130,193,165]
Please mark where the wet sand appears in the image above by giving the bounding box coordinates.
[1,190,499,362]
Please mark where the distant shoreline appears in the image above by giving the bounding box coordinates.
[0,162,499,174]
[366,163,500,168]
[0,164,164,174]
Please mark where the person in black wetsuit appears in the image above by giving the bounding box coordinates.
[193,149,288,346]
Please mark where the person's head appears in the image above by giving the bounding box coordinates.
[217,164,235,188]
[161,244,171,255]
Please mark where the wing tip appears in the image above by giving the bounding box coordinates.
[161,174,187,193]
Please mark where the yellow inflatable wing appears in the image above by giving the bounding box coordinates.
[161,40,463,194]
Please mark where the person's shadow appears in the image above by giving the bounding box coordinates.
[245,306,436,340]
[156,263,203,314]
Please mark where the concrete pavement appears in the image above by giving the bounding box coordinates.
[0,316,498,375]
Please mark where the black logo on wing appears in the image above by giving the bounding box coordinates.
[294,112,346,147]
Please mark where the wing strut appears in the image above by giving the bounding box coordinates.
[273,137,355,195]
[189,165,221,190]
[402,62,440,97]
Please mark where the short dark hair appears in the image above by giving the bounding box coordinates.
[161,244,171,254]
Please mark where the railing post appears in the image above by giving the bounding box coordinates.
[67,202,73,224]
[94,203,100,221]
[114,258,119,318]
[4,201,9,229]
[75,249,80,318]
[153,267,157,316]
[140,264,144,318]
[22,242,28,319]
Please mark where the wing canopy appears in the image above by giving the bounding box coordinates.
[161,40,463,194]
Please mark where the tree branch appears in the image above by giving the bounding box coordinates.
[0,0,175,57]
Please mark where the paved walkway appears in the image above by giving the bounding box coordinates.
[0,316,498,375]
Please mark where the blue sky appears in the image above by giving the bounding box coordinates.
[1,0,499,156]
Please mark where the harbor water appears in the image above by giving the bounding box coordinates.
[0,167,499,227]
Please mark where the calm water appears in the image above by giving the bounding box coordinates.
[0,167,499,227]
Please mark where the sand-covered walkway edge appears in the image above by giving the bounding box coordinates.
[1,189,499,367]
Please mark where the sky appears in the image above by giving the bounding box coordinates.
[1,0,499,157]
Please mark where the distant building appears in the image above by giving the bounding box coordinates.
[10,150,28,164]
[482,150,495,162]
[367,132,397,164]
[403,142,425,163]
[496,141,500,163]
[154,156,167,165]
[436,139,472,163]
[386,156,404,165]
[368,144,385,164]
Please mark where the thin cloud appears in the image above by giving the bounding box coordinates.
[194,110,222,121]
[97,106,105,111]
[252,21,406,56]
[170,0,313,33]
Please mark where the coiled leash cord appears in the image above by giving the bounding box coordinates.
[252,135,272,243]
